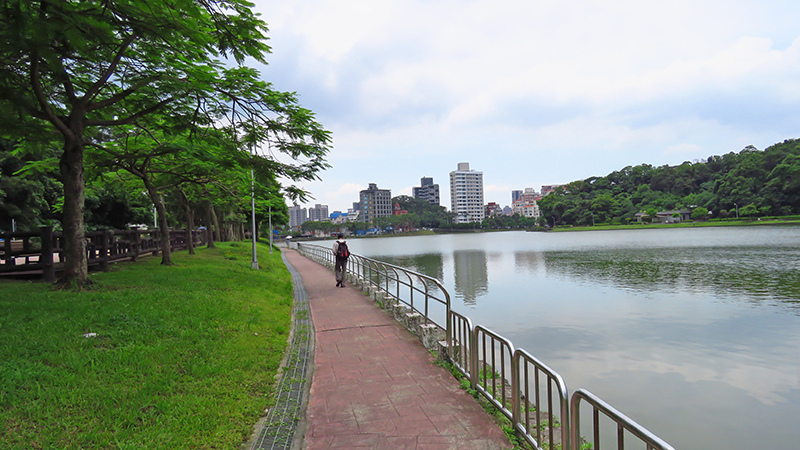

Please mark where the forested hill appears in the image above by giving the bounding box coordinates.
[538,138,800,226]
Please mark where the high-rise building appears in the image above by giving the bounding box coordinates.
[449,162,484,224]
[308,204,329,222]
[413,176,440,205]
[288,205,307,230]
[511,190,523,204]
[359,183,392,223]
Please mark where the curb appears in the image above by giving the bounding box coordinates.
[247,252,314,449]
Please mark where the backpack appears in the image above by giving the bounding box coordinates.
[336,241,350,258]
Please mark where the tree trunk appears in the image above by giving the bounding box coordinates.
[206,201,216,248]
[179,188,195,255]
[211,207,221,242]
[59,136,89,286]
[144,179,172,265]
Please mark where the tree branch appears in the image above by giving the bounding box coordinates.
[82,33,136,105]
[86,97,174,126]
[30,54,73,140]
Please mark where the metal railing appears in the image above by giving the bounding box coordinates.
[570,389,675,450]
[473,325,515,420]
[293,242,674,450]
[514,349,571,450]
[295,242,452,346]
[448,310,474,379]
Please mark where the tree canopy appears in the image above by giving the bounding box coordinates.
[0,0,330,284]
[538,139,800,226]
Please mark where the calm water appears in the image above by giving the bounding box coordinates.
[340,226,800,450]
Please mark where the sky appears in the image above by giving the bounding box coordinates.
[247,0,800,212]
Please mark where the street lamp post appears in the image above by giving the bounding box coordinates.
[734,203,739,219]
[250,165,259,269]
[248,125,259,270]
[268,205,273,254]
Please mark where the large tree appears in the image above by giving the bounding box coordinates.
[0,1,328,285]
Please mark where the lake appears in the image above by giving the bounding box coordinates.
[337,226,800,450]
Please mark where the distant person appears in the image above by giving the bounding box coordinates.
[332,233,350,287]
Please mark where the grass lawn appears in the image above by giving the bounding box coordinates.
[0,242,292,449]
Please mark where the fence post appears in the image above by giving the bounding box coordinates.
[41,226,55,283]
[132,230,140,262]
[2,231,13,266]
[100,229,110,271]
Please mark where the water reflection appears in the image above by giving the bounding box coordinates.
[453,250,488,305]
[543,246,800,308]
[379,253,445,281]
[513,250,545,273]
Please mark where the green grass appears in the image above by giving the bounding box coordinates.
[0,242,292,449]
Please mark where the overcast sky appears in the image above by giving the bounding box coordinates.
[248,0,800,212]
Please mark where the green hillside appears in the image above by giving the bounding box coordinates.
[538,139,800,226]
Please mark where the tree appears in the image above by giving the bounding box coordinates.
[0,138,61,231]
[739,204,759,217]
[1,1,329,285]
[691,207,709,221]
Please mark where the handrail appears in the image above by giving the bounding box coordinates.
[448,309,473,379]
[570,389,676,450]
[296,242,452,345]
[513,348,570,450]
[292,240,675,450]
[472,325,515,421]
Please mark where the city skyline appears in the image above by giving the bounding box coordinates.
[249,0,800,214]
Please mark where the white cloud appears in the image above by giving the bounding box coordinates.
[254,0,800,212]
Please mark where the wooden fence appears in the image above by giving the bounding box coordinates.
[0,227,207,283]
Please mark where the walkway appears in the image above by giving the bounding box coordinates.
[283,249,512,449]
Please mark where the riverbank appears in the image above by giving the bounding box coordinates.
[0,242,292,449]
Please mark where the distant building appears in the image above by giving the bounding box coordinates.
[541,185,562,196]
[512,188,541,219]
[511,190,523,204]
[288,205,307,230]
[502,205,512,216]
[485,202,502,217]
[393,203,408,215]
[360,183,392,223]
[413,176,441,205]
[450,162,484,224]
[308,204,329,222]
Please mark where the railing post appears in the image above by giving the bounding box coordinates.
[3,231,14,266]
[152,229,159,256]
[40,226,55,283]
[100,229,110,272]
[132,230,140,262]
[511,350,520,442]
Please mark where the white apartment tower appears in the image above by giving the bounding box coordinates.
[449,162,484,224]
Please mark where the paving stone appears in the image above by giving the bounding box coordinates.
[283,249,511,449]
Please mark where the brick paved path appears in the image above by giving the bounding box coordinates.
[284,249,511,449]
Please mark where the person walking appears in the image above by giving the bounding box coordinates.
[332,233,350,287]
